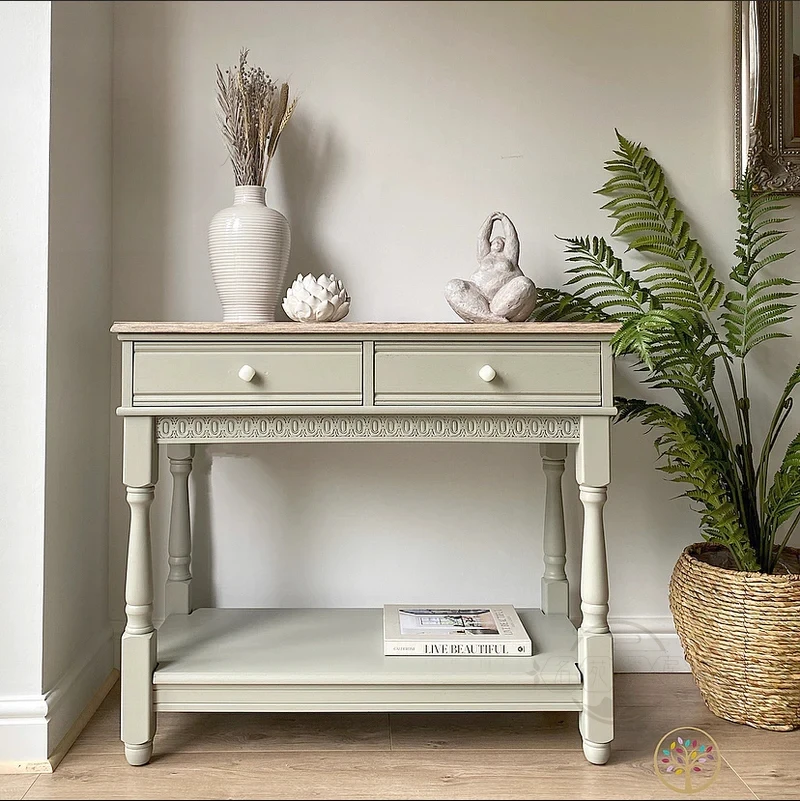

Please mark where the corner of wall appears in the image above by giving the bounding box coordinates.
[44,627,115,754]
[0,627,115,771]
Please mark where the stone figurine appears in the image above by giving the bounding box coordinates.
[445,212,537,323]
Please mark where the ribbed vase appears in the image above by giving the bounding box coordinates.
[208,185,291,322]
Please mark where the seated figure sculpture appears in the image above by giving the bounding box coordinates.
[445,212,537,323]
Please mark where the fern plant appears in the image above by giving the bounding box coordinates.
[532,131,799,573]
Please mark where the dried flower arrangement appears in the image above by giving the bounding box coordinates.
[215,48,298,186]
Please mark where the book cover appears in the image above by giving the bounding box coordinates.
[383,605,532,656]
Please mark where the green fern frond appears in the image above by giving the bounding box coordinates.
[598,132,724,315]
[758,360,800,496]
[616,399,758,571]
[561,135,800,573]
[765,432,800,530]
[612,307,714,373]
[786,362,800,396]
[764,433,800,570]
[615,310,722,406]
[723,175,796,357]
[527,287,611,322]
[558,235,657,319]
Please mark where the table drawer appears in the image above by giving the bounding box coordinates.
[373,342,601,405]
[133,343,362,406]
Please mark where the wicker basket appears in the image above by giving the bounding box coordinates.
[669,543,800,730]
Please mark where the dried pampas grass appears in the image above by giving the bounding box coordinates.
[216,49,297,186]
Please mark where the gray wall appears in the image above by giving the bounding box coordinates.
[0,0,52,762]
[43,0,114,752]
[108,1,799,668]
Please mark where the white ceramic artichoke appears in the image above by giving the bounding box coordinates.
[282,273,351,322]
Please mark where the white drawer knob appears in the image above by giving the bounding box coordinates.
[478,364,497,383]
[238,364,256,383]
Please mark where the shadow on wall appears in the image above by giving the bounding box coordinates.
[275,116,347,318]
[113,0,171,321]
[189,442,321,609]
[109,0,172,627]
[185,441,546,609]
[188,448,214,609]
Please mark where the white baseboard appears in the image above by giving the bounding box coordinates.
[45,626,115,752]
[46,669,118,773]
[610,616,689,672]
[0,627,115,769]
[0,697,49,769]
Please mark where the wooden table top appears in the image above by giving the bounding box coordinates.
[111,321,621,335]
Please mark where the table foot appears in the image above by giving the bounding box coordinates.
[582,739,611,765]
[124,741,153,766]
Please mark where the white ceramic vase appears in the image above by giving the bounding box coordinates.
[208,185,291,322]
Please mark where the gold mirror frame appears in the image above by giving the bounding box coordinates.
[735,0,800,192]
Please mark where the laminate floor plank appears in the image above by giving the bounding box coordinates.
[391,677,799,757]
[24,750,756,801]
[614,672,700,706]
[389,711,581,751]
[0,775,36,800]
[22,676,799,798]
[71,686,390,756]
[613,701,800,754]
[723,751,800,800]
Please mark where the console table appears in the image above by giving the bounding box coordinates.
[112,321,619,766]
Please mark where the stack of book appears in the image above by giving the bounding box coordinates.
[383,605,531,656]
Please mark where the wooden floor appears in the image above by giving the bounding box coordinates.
[3,674,798,799]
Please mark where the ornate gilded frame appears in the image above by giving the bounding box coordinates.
[735,1,800,192]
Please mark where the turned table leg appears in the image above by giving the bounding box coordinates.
[576,416,613,765]
[540,443,568,615]
[166,445,194,616]
[121,417,158,766]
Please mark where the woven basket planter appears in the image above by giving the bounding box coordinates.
[669,543,800,731]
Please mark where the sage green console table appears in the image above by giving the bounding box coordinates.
[112,321,619,766]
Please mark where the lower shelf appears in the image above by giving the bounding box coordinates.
[153,608,583,712]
